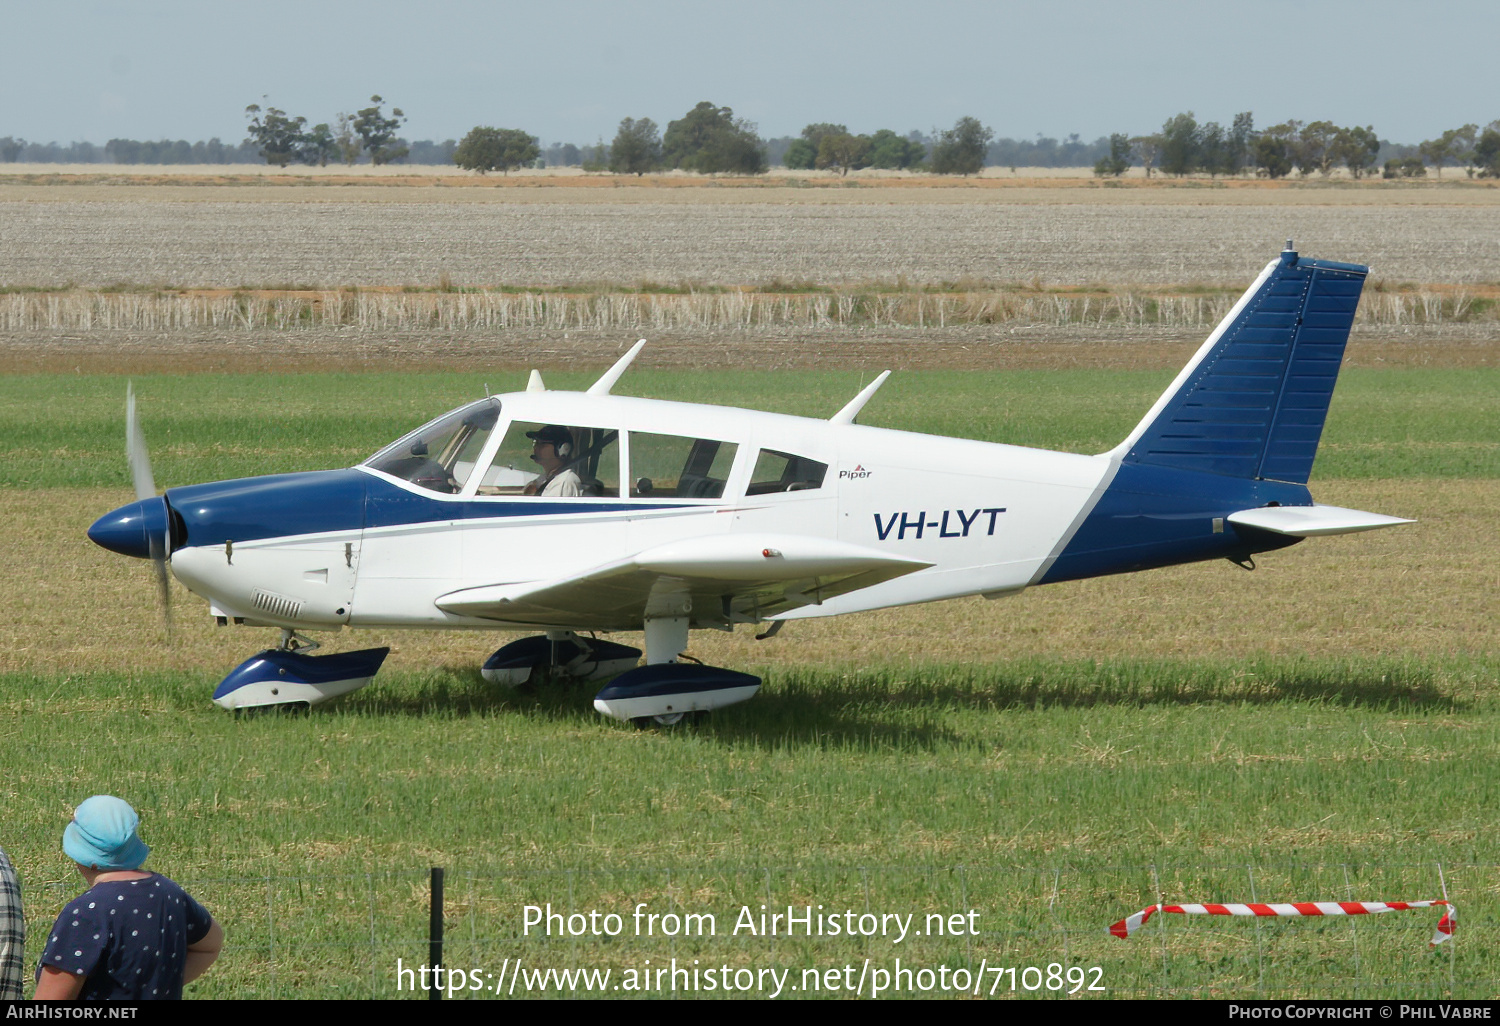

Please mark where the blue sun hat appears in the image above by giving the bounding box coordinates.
[62,795,150,870]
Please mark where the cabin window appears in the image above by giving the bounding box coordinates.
[628,433,738,499]
[747,449,827,495]
[479,421,620,497]
[366,401,500,494]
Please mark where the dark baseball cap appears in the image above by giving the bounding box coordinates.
[525,425,572,447]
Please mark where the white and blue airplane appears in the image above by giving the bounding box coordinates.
[89,245,1410,723]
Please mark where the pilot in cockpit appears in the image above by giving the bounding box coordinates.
[523,425,584,497]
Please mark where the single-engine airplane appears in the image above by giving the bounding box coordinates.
[89,245,1411,723]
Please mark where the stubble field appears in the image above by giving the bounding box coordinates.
[0,173,1496,999]
[2,181,1500,288]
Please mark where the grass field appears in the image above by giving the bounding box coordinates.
[0,171,1494,997]
[0,365,1495,998]
[1,367,1494,488]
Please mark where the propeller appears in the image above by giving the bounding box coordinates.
[126,383,173,636]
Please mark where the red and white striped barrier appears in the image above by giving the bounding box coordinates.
[1109,901,1455,948]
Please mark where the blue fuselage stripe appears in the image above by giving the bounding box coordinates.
[166,469,691,547]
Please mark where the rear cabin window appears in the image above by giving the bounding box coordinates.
[747,449,827,495]
[366,401,499,494]
[480,421,620,497]
[629,433,738,499]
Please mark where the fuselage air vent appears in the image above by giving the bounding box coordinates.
[251,589,303,621]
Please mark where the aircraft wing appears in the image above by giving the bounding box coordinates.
[434,534,933,628]
[1227,504,1413,537]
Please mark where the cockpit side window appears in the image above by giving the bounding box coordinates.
[480,421,620,497]
[747,449,827,495]
[629,433,738,499]
[365,401,500,494]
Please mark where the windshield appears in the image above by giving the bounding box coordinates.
[365,399,500,494]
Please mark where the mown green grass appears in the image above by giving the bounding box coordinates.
[4,660,1493,998]
[0,367,1496,489]
[2,367,1496,998]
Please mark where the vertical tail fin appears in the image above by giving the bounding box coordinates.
[1109,246,1367,484]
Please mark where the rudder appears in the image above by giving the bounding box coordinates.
[1114,246,1367,484]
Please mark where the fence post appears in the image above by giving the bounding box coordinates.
[429,867,444,1000]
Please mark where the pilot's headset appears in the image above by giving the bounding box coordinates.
[526,424,574,462]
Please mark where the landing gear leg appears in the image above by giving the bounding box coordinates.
[638,616,691,725]
[643,616,689,666]
[275,629,321,654]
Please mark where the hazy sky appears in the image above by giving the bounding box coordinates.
[4,1,1496,146]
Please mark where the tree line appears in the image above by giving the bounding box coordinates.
[453,106,1000,176]
[242,96,419,167]
[451,102,771,176]
[5,99,1499,178]
[1093,112,1500,179]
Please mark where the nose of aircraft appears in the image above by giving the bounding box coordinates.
[88,497,169,560]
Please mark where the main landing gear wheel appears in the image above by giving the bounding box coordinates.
[631,710,693,729]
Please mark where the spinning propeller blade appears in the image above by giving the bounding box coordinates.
[126,384,172,636]
[126,383,156,501]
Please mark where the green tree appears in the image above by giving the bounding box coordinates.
[353,95,408,165]
[1130,134,1162,177]
[581,139,609,172]
[1,137,26,162]
[784,123,846,169]
[1093,133,1131,177]
[815,132,871,176]
[1330,125,1380,179]
[1198,122,1226,177]
[608,117,661,176]
[1158,112,1199,176]
[244,103,307,167]
[1419,124,1477,178]
[1298,121,1341,176]
[1382,156,1426,179]
[1222,112,1254,177]
[929,116,992,175]
[867,129,925,169]
[299,123,338,167]
[1254,123,1299,179]
[662,101,766,174]
[1473,123,1500,178]
[782,138,816,169]
[453,127,539,174]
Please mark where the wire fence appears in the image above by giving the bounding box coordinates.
[21,861,1487,999]
[2,289,1493,334]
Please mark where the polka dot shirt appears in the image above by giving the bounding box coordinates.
[39,875,212,1001]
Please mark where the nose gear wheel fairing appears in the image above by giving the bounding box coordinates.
[212,646,391,710]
